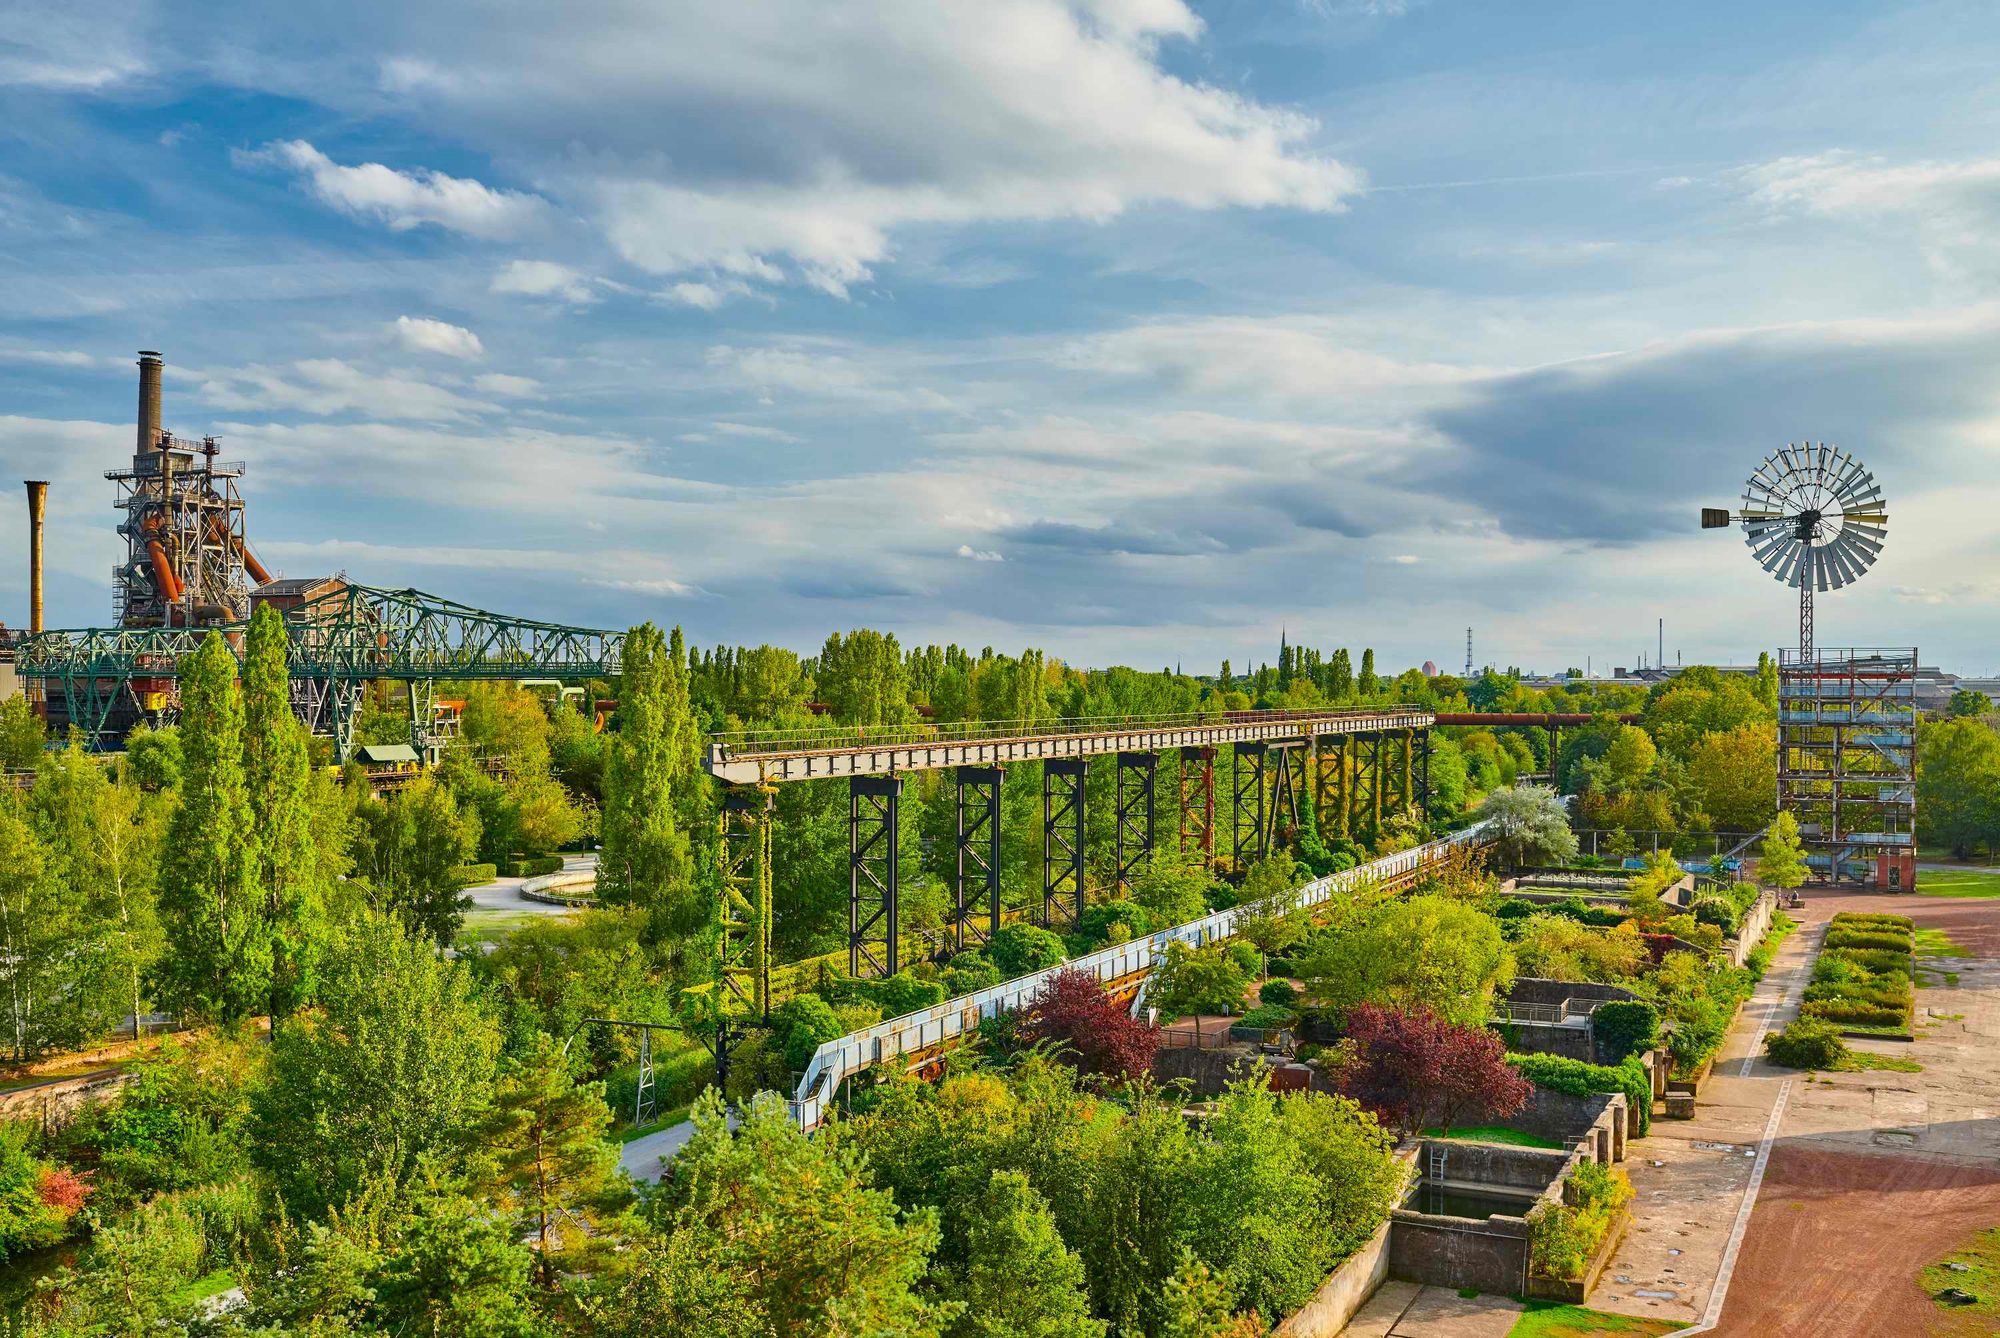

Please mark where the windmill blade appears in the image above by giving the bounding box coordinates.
[1824,540,1860,589]
[1841,529,1885,564]
[1836,533,1877,580]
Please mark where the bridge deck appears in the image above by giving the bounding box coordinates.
[705,707,1433,784]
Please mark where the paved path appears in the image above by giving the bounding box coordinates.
[619,1108,736,1180]
[462,853,597,916]
[1342,1281,1522,1337]
[1583,900,1827,1331]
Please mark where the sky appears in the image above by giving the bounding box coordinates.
[2,0,1997,674]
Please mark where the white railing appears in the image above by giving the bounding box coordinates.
[787,819,1495,1132]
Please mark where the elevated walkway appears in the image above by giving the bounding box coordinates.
[787,819,1494,1132]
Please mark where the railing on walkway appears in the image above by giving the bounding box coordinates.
[787,819,1495,1132]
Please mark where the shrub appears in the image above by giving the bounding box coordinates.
[1824,929,1912,953]
[1149,940,1252,1019]
[773,994,845,1072]
[1259,979,1299,1009]
[452,862,499,886]
[1509,1052,1651,1136]
[988,924,1068,978]
[1021,968,1159,1079]
[1691,896,1740,936]
[1225,941,1262,976]
[1766,1019,1847,1069]
[1075,899,1153,947]
[1236,1004,1296,1030]
[868,971,949,1019]
[1822,947,1908,976]
[1529,1161,1633,1281]
[1590,1001,1660,1064]
[1800,999,1907,1029]
[942,950,1004,997]
[1264,956,1296,978]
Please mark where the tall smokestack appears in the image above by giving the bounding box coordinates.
[25,480,47,634]
[136,350,163,453]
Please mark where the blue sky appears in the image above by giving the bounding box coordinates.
[2,0,1997,672]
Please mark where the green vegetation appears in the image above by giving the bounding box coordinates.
[1508,1054,1652,1136]
[1507,1302,1680,1337]
[1805,913,1915,1035]
[1919,1225,2000,1319]
[1420,1126,1562,1149]
[1916,867,2000,898]
[1527,1160,1633,1282]
[1765,1018,1847,1070]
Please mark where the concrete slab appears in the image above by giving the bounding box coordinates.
[1384,1286,1521,1337]
[1336,1279,1421,1337]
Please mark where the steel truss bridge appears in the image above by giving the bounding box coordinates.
[704,707,1438,1019]
[12,585,621,762]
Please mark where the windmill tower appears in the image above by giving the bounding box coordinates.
[1703,443,1914,890]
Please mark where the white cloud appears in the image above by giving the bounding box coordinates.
[472,373,542,398]
[236,140,545,239]
[197,359,493,421]
[491,259,597,302]
[186,1,1359,296]
[705,343,958,412]
[1390,554,1420,564]
[956,544,1005,562]
[1745,151,2000,218]
[0,3,145,89]
[709,421,802,443]
[391,315,484,359]
[659,281,744,310]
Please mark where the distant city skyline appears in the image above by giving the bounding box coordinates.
[3,2,1997,670]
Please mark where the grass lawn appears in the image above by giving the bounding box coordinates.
[1919,1225,2000,1319]
[1917,868,2000,898]
[1422,1126,1563,1149]
[1507,1302,1679,1337]
[1827,1050,1923,1074]
[1916,927,1975,958]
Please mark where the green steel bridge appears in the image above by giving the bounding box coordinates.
[13,584,622,761]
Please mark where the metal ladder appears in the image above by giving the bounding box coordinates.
[1428,1144,1448,1183]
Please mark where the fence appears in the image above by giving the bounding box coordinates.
[787,819,1496,1132]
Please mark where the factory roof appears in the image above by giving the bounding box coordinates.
[353,743,420,765]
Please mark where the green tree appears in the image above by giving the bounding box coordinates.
[599,624,701,975]
[27,745,163,1046]
[1757,810,1809,890]
[470,1033,626,1287]
[1127,850,1211,928]
[1600,724,1658,789]
[1357,649,1377,697]
[1148,941,1250,1020]
[1300,894,1513,1026]
[359,774,480,946]
[122,722,182,791]
[1685,722,1778,833]
[0,695,44,769]
[369,1175,541,1338]
[157,632,269,1021]
[0,799,101,1059]
[953,1171,1104,1338]
[659,1090,953,1337]
[1948,688,1993,719]
[254,912,501,1219]
[816,628,912,726]
[1918,717,2000,857]
[1474,784,1578,868]
[244,602,327,1018]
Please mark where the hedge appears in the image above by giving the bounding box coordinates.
[1509,1052,1652,1135]
[1236,1004,1297,1030]
[1766,1018,1846,1070]
[1591,1001,1660,1065]
[1824,929,1913,952]
[1529,1161,1634,1281]
[452,862,498,886]
[502,854,566,878]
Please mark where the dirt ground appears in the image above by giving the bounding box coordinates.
[1706,889,2000,1338]
[1713,1146,2000,1337]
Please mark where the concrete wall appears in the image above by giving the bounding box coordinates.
[1500,1018,1596,1063]
[1502,1087,1626,1161]
[1723,891,1777,968]
[1509,978,1640,1009]
[1273,1197,1402,1336]
[1389,1213,1532,1297]
[1421,1140,1571,1191]
[1151,1043,1264,1096]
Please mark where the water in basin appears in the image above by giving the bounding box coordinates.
[1404,1181,1539,1220]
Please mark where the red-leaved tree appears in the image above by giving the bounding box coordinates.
[1021,967,1159,1080]
[1331,1003,1530,1138]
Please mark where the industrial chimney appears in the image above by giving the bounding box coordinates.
[24,480,47,634]
[137,350,163,453]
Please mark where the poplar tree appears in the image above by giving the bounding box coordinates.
[1358,648,1377,696]
[1329,650,1353,701]
[158,633,269,1021]
[599,624,700,974]
[242,603,323,1018]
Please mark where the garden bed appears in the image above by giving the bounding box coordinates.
[1803,912,1915,1040]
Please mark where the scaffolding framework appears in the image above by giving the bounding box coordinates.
[953,766,1004,950]
[849,775,903,978]
[1778,647,1917,888]
[1042,758,1087,930]
[719,785,776,1018]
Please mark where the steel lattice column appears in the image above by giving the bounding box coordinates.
[1401,728,1414,818]
[719,784,775,1018]
[1232,742,1268,868]
[1178,745,1216,866]
[406,678,438,763]
[1370,732,1384,838]
[1268,741,1305,850]
[1340,735,1356,838]
[1042,758,1086,929]
[849,774,902,978]
[953,765,1004,950]
[1420,727,1433,815]
[1115,751,1159,890]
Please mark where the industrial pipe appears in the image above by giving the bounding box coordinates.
[137,351,163,453]
[205,513,272,585]
[146,539,183,603]
[23,480,47,634]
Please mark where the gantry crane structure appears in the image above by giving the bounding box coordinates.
[14,583,621,762]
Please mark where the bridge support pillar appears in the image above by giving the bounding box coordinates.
[1268,741,1306,850]
[953,766,1004,951]
[1370,732,1384,839]
[1178,746,1216,867]
[1115,751,1158,890]
[1421,727,1432,816]
[1402,727,1415,818]
[1042,758,1086,929]
[1232,742,1268,869]
[406,678,439,765]
[1548,722,1561,792]
[719,784,775,1018]
[1340,735,1356,839]
[849,774,903,979]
